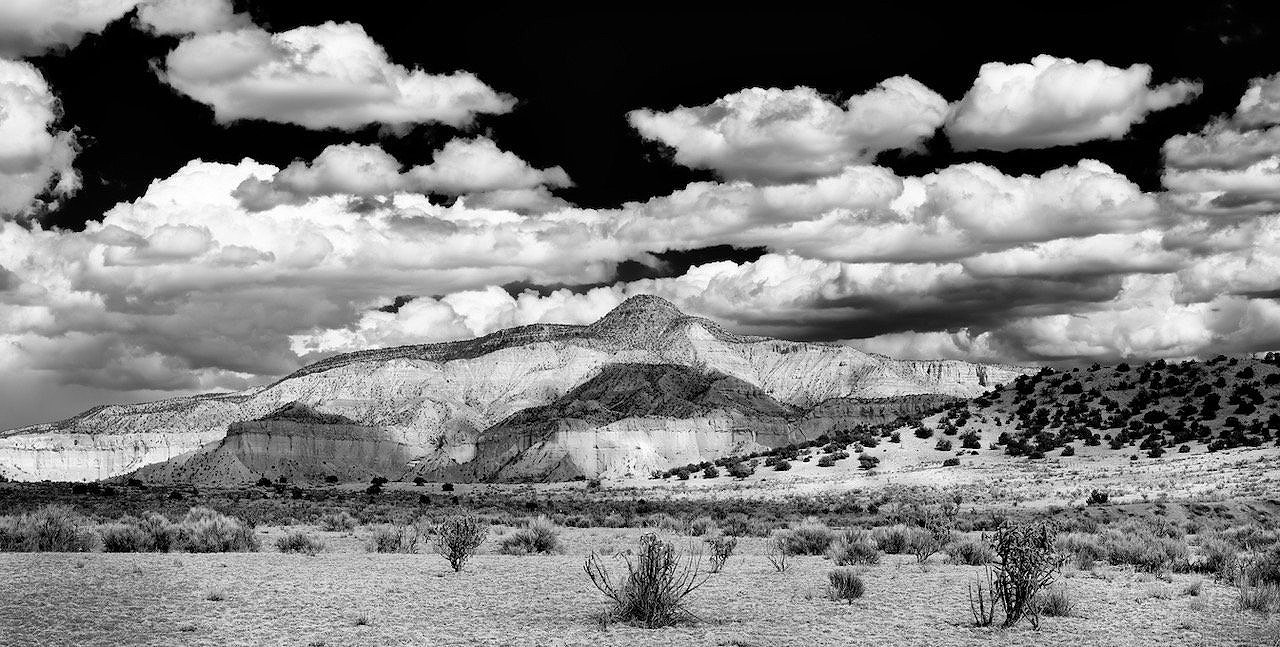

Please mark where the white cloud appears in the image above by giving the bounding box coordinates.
[0,58,79,218]
[158,21,514,130]
[1235,72,1280,128]
[1163,120,1280,171]
[0,0,140,57]
[234,138,572,212]
[405,137,571,194]
[1163,155,1280,205]
[628,77,947,183]
[947,55,1200,151]
[134,0,250,35]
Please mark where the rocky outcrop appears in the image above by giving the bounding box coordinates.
[131,403,417,486]
[0,295,1032,482]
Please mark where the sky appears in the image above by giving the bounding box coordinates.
[2,1,1280,429]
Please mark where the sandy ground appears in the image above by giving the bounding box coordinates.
[1,527,1278,647]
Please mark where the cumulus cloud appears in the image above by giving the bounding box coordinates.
[1163,120,1280,171]
[618,159,1159,263]
[0,58,80,218]
[1163,70,1280,218]
[628,77,948,183]
[158,21,514,130]
[947,55,1200,151]
[1235,72,1280,128]
[234,138,572,212]
[134,0,250,35]
[0,0,140,57]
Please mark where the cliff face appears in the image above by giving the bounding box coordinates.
[0,295,1032,483]
[132,411,417,486]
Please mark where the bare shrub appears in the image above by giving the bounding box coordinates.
[765,533,790,573]
[827,529,880,566]
[275,530,325,555]
[497,516,561,555]
[319,511,357,532]
[826,568,865,603]
[583,533,708,627]
[175,507,261,553]
[704,535,737,573]
[434,515,488,572]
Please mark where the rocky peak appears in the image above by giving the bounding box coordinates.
[590,295,685,330]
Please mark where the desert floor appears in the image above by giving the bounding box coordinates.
[2,527,1278,647]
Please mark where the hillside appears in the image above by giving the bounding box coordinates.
[0,295,1028,483]
[928,354,1280,459]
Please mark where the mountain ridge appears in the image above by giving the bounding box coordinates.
[0,295,1032,482]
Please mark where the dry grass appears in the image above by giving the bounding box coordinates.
[0,527,1275,646]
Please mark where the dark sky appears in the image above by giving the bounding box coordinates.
[34,1,1278,232]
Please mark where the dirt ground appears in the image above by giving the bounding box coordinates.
[2,527,1278,647]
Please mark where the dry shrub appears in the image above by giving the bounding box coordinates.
[969,522,1063,629]
[717,513,750,537]
[434,515,488,571]
[827,529,880,566]
[687,516,717,537]
[766,532,790,573]
[319,511,358,532]
[174,507,261,553]
[584,533,708,627]
[1237,548,1280,614]
[0,506,96,552]
[1055,532,1104,569]
[99,522,152,553]
[777,518,836,555]
[1036,585,1074,617]
[872,524,913,554]
[704,535,737,573]
[947,537,995,566]
[99,513,176,552]
[498,516,561,555]
[826,568,865,603]
[1098,528,1188,572]
[365,524,421,553]
[275,530,325,555]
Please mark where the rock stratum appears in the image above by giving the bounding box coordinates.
[0,295,1029,483]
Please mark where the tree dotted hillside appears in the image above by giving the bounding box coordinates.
[930,354,1280,459]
